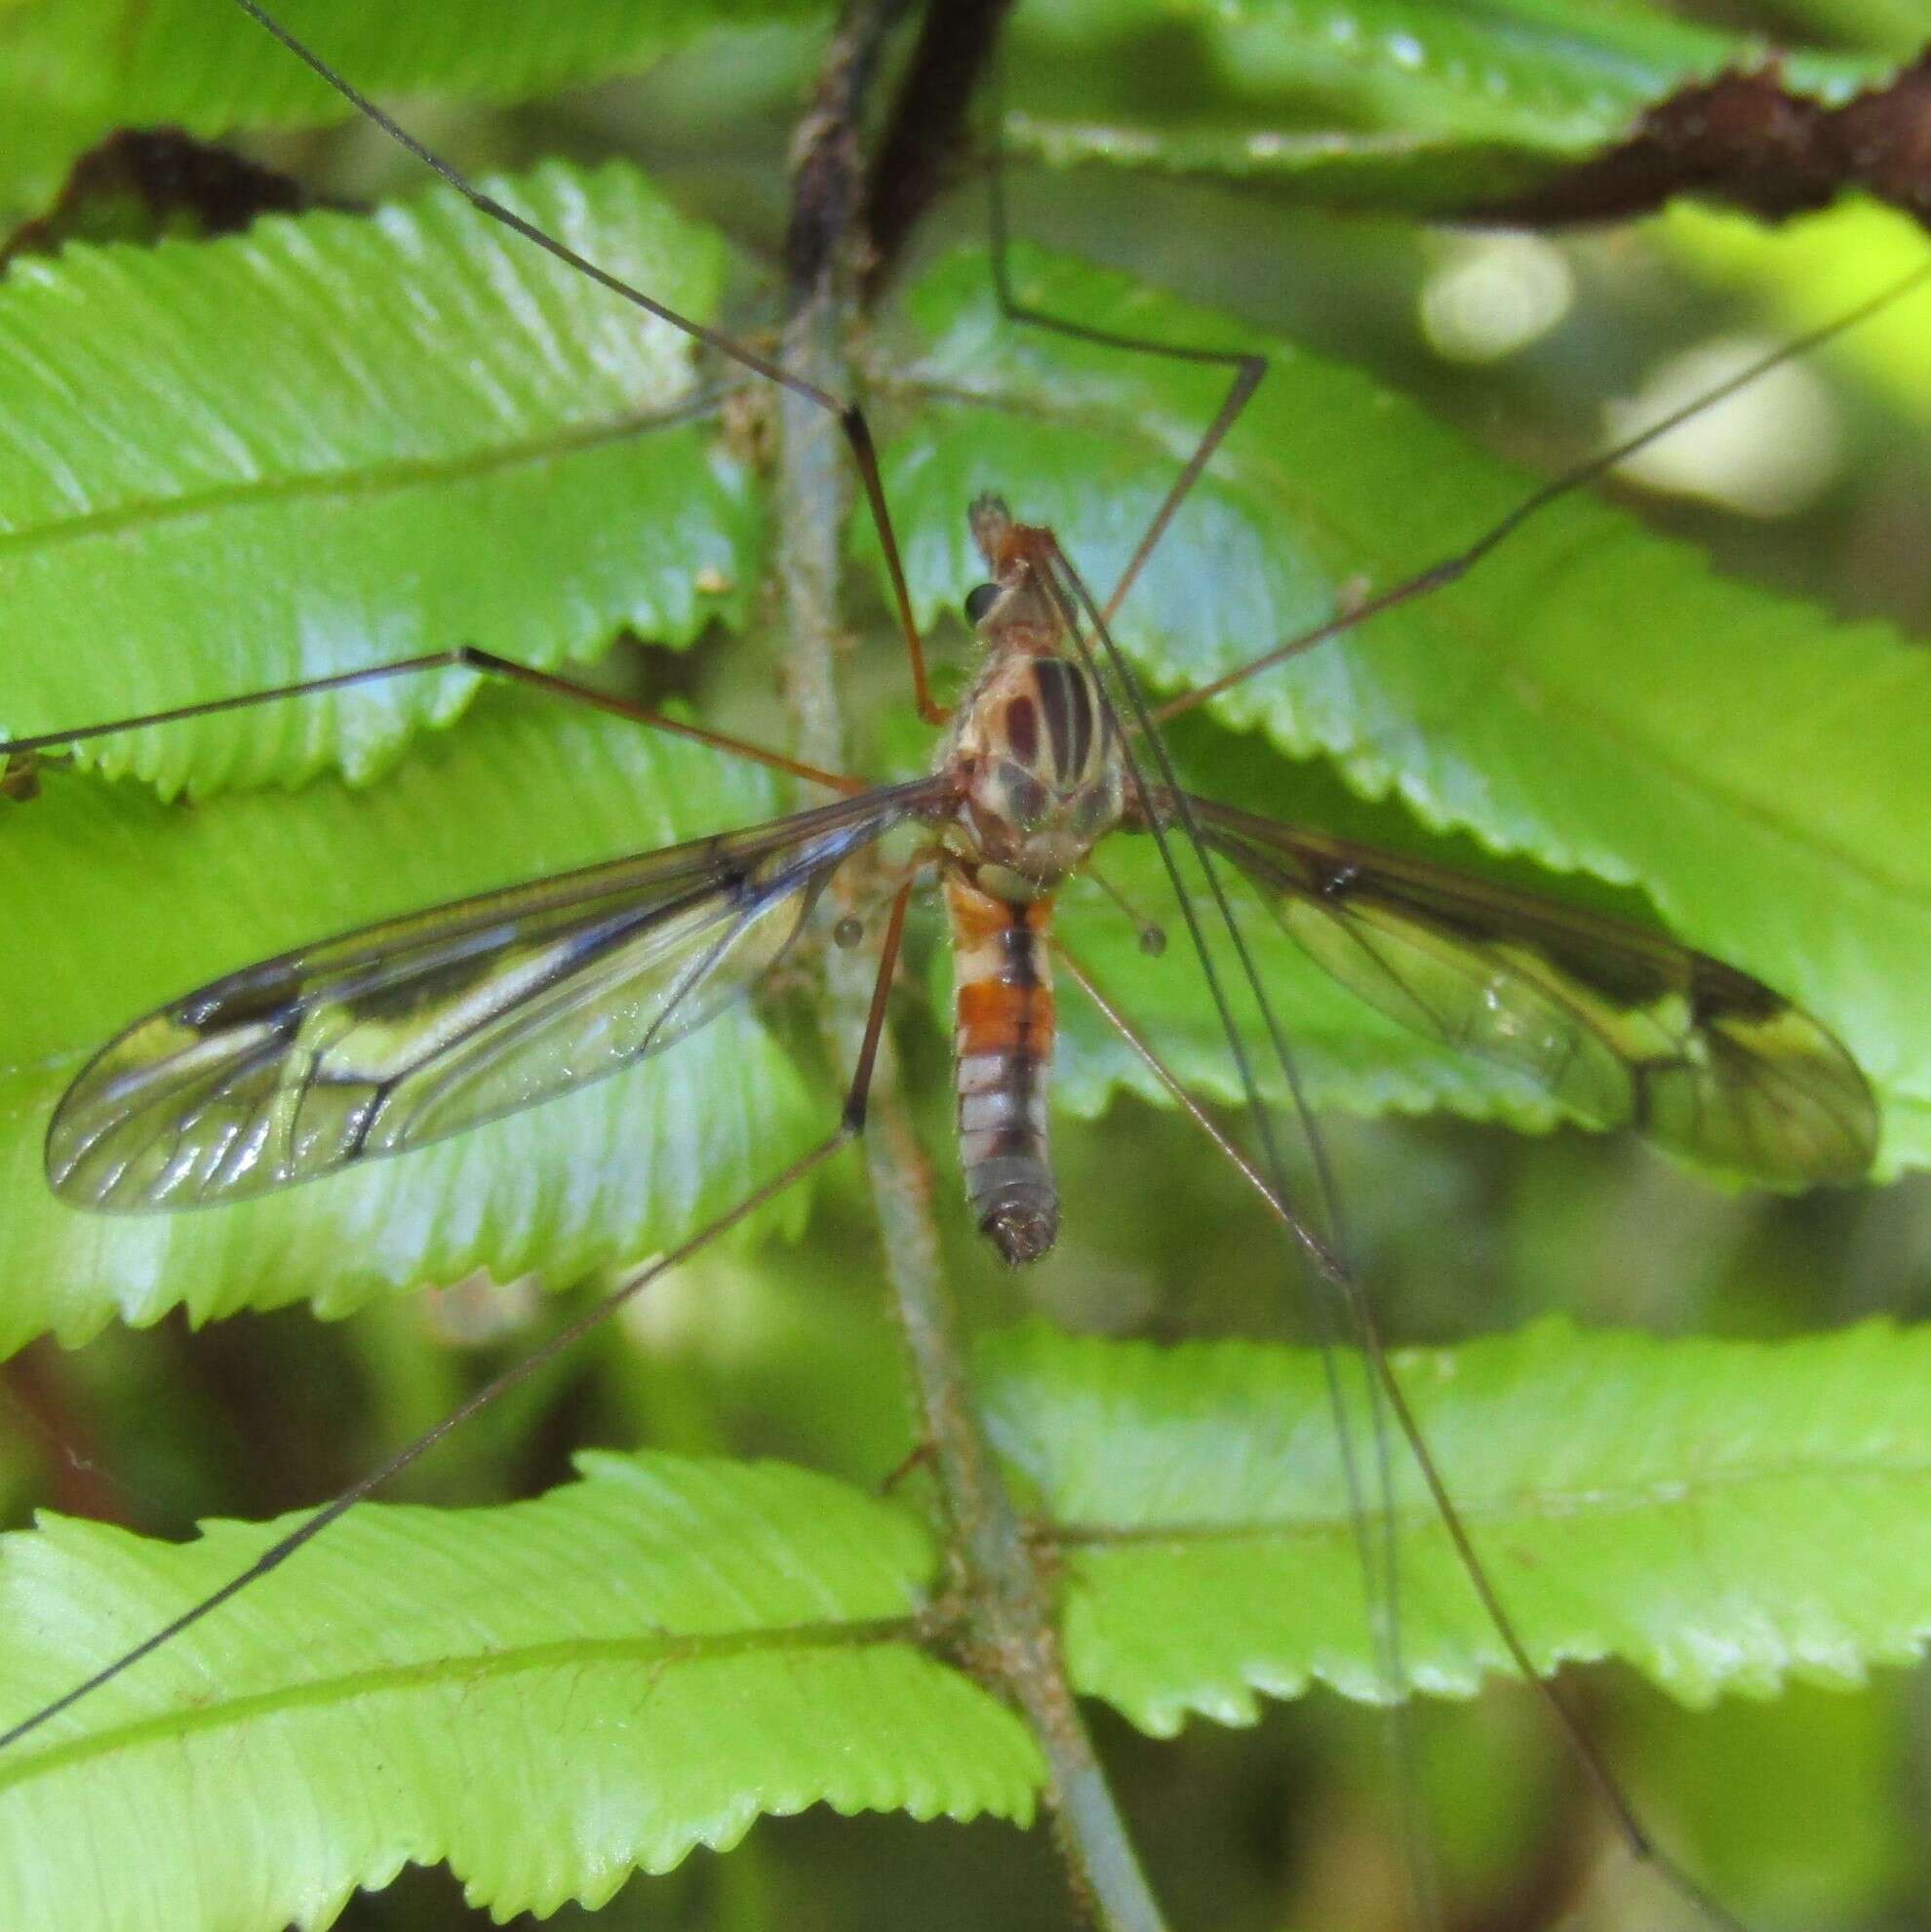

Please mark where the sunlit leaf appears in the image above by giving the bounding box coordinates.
[978,1320,1931,1731]
[0,160,758,796]
[0,0,831,206]
[1001,0,1894,209]
[0,14,1917,1932]
[0,693,825,1355]
[11,1321,1929,1927]
[0,1453,1039,1931]
[6,164,1915,1372]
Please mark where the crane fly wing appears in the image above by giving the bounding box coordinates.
[50,781,941,1211]
[1180,795,1876,1189]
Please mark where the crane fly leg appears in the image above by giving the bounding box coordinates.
[1053,941,1340,1281]
[0,873,917,1753]
[1054,940,1752,1932]
[981,109,1267,627]
[0,645,864,798]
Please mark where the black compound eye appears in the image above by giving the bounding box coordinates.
[964,581,1001,626]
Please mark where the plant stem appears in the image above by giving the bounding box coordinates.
[775,8,1166,1929]
[861,0,1019,304]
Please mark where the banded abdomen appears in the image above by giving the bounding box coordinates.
[946,874,1057,1265]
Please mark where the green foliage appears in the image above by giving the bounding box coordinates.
[0,162,756,795]
[0,1,1927,1927]
[5,154,1924,1360]
[8,1321,1931,1928]
[0,0,827,208]
[1000,0,1894,205]
[0,696,819,1351]
[982,1321,1931,1726]
[4,0,1900,219]
[886,246,1931,1172]
[0,1454,1041,1929]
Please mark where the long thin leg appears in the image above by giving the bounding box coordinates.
[223,0,947,728]
[1054,940,1340,1281]
[994,52,1827,1932]
[0,874,914,1755]
[1056,939,1751,1932]
[982,78,1266,626]
[1,644,866,797]
[1152,256,1931,725]
[973,47,1931,730]
[1044,547,1441,1920]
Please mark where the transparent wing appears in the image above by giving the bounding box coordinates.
[1182,794,1876,1189]
[50,780,943,1211]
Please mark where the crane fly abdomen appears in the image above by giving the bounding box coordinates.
[946,875,1058,1266]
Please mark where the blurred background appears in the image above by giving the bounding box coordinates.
[5,1,1931,1925]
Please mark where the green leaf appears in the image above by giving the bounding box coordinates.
[13,0,1898,223]
[0,1453,1040,1932]
[975,1320,1931,1734]
[0,20,1912,1930]
[13,1321,1928,1928]
[1754,0,1931,57]
[0,0,830,207]
[1660,198,1931,428]
[0,690,826,1355]
[1001,0,1894,209]
[877,244,1931,1175]
[0,160,758,796]
[3,134,1915,1357]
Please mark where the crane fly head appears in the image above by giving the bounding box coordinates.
[963,493,1068,651]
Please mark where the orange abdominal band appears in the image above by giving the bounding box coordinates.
[947,880,1055,1057]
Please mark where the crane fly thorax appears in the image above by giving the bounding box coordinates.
[938,651,1125,900]
[935,498,1126,903]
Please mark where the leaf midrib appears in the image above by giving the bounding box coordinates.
[1041,1451,1931,1550]
[2,1611,926,1791]
[0,400,703,559]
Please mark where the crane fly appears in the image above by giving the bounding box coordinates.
[39,491,1875,1235]
[0,1,1915,1927]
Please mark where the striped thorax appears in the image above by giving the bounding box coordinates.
[936,496,1127,906]
[932,496,1128,1265]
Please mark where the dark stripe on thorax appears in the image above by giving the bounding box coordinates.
[1004,692,1039,768]
[1033,658,1077,780]
[1064,661,1094,776]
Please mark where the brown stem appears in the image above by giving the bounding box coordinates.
[861,0,1019,303]
[777,10,1166,1928]
[1465,54,1931,234]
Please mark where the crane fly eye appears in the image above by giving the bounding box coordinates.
[964,581,1001,625]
